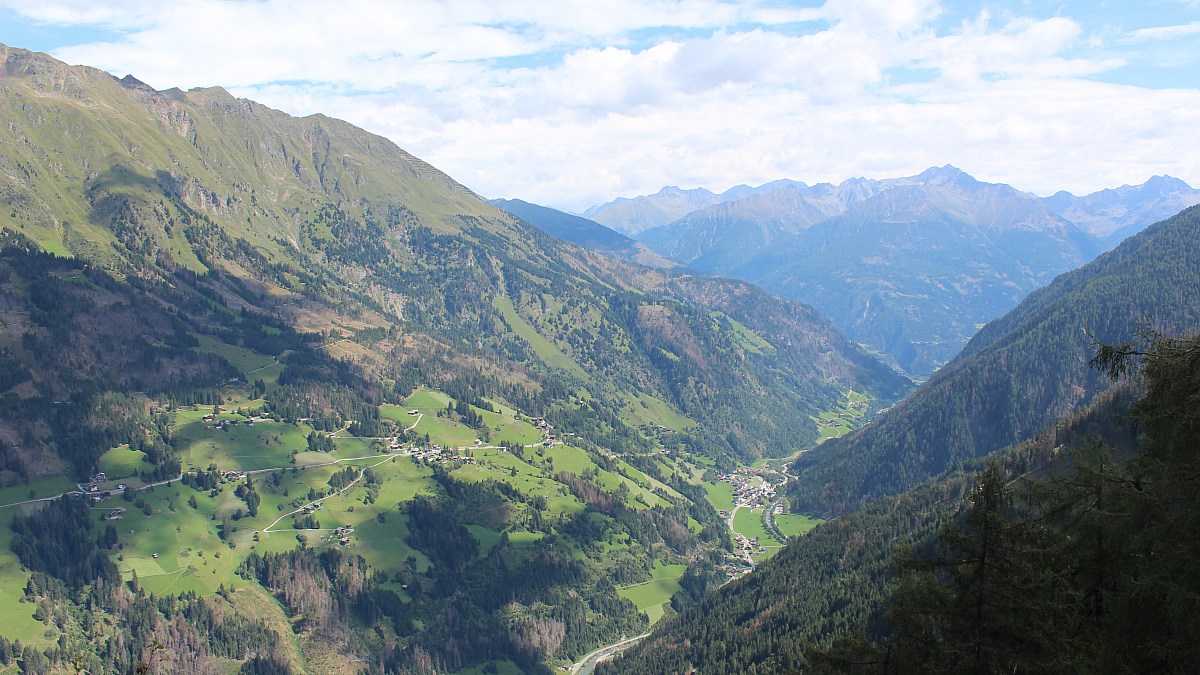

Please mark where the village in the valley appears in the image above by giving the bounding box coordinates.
[713,467,785,580]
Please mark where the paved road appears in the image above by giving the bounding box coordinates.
[571,633,650,674]
[762,474,792,543]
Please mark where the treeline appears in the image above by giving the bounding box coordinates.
[813,330,1200,674]
[9,496,287,674]
[11,494,119,590]
[604,377,1144,674]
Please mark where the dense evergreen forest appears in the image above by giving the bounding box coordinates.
[3,44,1197,674]
[608,330,1197,674]
[812,329,1200,674]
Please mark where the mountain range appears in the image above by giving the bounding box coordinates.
[582,181,800,236]
[605,200,1200,675]
[4,39,1200,675]
[0,43,910,673]
[581,167,1199,376]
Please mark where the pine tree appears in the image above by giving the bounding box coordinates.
[1096,330,1200,670]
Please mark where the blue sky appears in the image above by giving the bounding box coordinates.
[2,0,1198,211]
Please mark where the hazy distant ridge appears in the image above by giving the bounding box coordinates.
[589,167,1196,375]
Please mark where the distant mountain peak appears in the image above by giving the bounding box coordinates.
[1042,175,1200,241]
[915,164,977,187]
[117,74,154,91]
[1141,174,1193,194]
[918,163,965,177]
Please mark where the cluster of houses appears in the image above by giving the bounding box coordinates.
[81,472,128,503]
[733,532,765,560]
[302,501,324,514]
[531,417,561,447]
[816,417,843,430]
[409,446,476,464]
[330,525,356,546]
[715,555,754,580]
[204,415,255,431]
[817,399,869,430]
[718,469,777,510]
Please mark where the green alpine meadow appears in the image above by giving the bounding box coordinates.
[2,3,1200,672]
[0,44,905,673]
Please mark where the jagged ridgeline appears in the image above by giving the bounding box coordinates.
[790,204,1200,515]
[0,43,906,471]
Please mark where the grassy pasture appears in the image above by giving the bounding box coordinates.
[467,524,503,556]
[621,392,695,431]
[0,476,77,508]
[812,389,871,442]
[399,390,483,447]
[0,511,54,646]
[618,563,686,625]
[111,483,241,596]
[733,507,782,547]
[775,512,824,538]
[711,311,775,356]
[98,445,149,478]
[492,296,587,378]
[173,410,310,472]
[193,334,277,374]
[704,481,735,512]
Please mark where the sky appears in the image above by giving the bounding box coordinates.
[1,0,1198,213]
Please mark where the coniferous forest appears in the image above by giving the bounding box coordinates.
[0,35,1199,675]
[605,330,1200,674]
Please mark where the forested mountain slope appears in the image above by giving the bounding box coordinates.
[808,330,1200,674]
[604,380,1142,674]
[790,204,1200,515]
[0,43,906,475]
[0,44,908,673]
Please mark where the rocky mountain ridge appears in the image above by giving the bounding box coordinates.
[585,166,1194,375]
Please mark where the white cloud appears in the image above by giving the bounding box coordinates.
[1121,21,1200,43]
[2,0,1197,211]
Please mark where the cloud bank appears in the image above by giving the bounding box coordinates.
[3,0,1198,211]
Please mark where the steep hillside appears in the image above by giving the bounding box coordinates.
[790,204,1200,515]
[488,198,675,268]
[0,44,906,472]
[603,381,1142,675]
